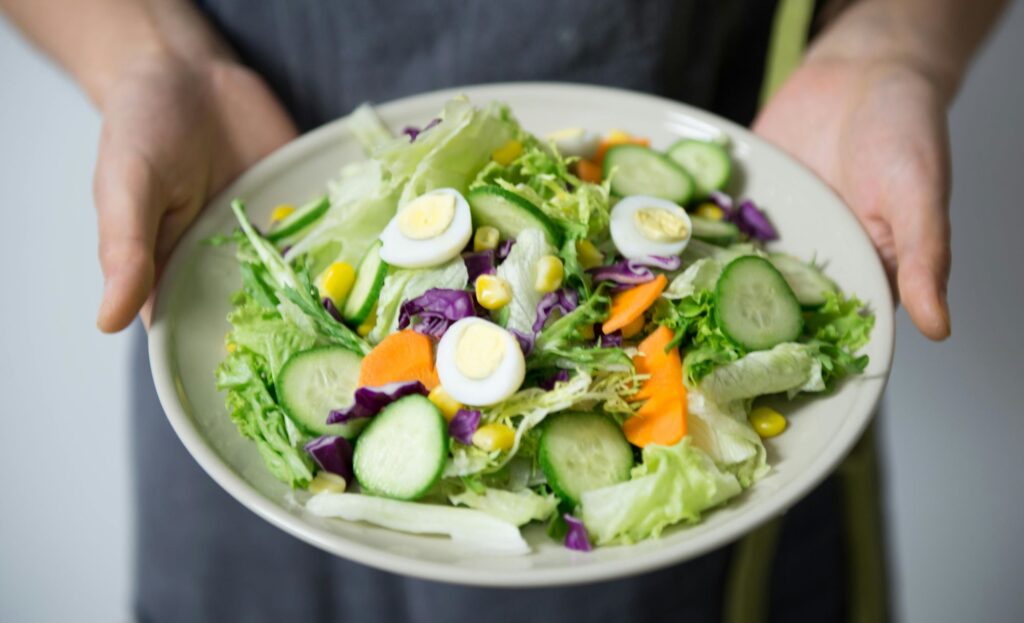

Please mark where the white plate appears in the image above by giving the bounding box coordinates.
[149,82,894,587]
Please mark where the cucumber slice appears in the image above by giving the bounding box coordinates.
[666,140,731,198]
[539,412,633,507]
[768,253,837,308]
[266,196,330,243]
[603,144,694,204]
[466,186,562,247]
[278,346,364,438]
[715,256,803,351]
[690,215,740,245]
[341,240,388,325]
[353,395,448,500]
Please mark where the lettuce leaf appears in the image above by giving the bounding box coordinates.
[698,342,824,406]
[226,298,317,383]
[580,438,741,545]
[496,228,555,336]
[448,486,558,526]
[368,257,469,344]
[803,292,874,388]
[686,388,768,487]
[215,350,314,487]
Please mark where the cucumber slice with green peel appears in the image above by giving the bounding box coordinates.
[466,185,563,247]
[539,412,633,508]
[603,144,694,204]
[341,240,388,325]
[715,256,803,351]
[278,346,364,438]
[768,253,837,308]
[353,395,448,500]
[666,140,732,198]
[690,215,741,245]
[266,196,330,243]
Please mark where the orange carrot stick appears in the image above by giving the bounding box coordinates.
[358,330,440,390]
[602,274,668,334]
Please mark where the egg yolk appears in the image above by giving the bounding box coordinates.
[634,207,688,242]
[455,323,506,380]
[397,194,456,240]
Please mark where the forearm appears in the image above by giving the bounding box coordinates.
[0,0,231,108]
[810,0,1008,103]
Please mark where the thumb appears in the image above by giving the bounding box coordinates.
[93,139,161,333]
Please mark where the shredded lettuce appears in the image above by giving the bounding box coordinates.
[445,369,637,477]
[530,286,633,373]
[448,487,558,526]
[581,438,742,545]
[368,257,469,343]
[495,228,555,336]
[803,292,875,388]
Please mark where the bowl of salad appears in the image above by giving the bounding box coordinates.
[149,83,894,586]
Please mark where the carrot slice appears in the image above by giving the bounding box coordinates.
[575,159,603,183]
[358,330,440,390]
[623,325,687,447]
[602,274,668,334]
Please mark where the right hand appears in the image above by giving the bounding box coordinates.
[93,52,297,332]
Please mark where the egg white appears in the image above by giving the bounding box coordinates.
[546,127,601,160]
[436,318,526,407]
[609,195,693,259]
[379,188,473,268]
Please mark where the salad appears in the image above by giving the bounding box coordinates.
[214,97,874,554]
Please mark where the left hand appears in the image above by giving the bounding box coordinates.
[754,57,952,340]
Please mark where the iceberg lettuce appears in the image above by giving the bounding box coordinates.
[581,438,741,545]
[448,487,558,526]
[496,228,555,336]
[699,342,825,406]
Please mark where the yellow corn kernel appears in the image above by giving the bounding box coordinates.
[270,204,296,222]
[318,261,357,305]
[575,239,605,270]
[621,314,646,339]
[308,471,347,494]
[225,341,237,353]
[605,129,631,143]
[695,202,725,221]
[475,274,513,310]
[578,323,595,341]
[356,304,378,337]
[428,386,465,422]
[491,139,523,166]
[749,406,787,439]
[473,226,500,252]
[472,423,515,452]
[534,255,564,293]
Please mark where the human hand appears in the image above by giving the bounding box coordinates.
[754,57,952,340]
[93,53,297,332]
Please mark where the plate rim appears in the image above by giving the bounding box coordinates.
[149,81,895,587]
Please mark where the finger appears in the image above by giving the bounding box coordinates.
[889,176,952,341]
[94,140,162,333]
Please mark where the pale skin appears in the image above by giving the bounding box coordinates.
[0,0,1008,339]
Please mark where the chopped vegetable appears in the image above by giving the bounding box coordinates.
[358,330,441,390]
[475,274,513,310]
[326,380,428,424]
[602,274,668,334]
[749,406,787,438]
[304,435,355,482]
[398,288,476,338]
[449,409,482,445]
[622,326,687,448]
[564,514,592,552]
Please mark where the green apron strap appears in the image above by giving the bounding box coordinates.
[759,0,816,105]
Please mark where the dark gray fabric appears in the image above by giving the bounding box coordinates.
[196,0,777,131]
[132,3,853,621]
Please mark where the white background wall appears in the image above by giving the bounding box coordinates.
[1,5,1021,622]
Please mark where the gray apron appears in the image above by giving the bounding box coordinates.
[132,2,875,621]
